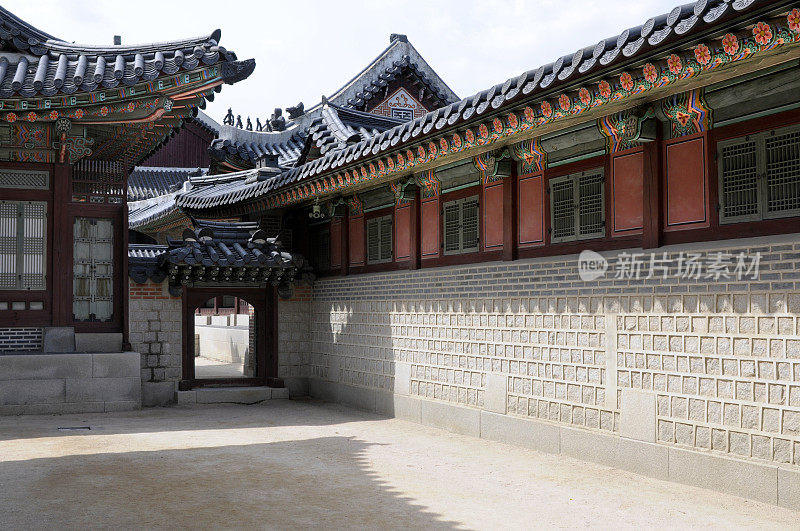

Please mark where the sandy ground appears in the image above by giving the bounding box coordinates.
[0,400,797,530]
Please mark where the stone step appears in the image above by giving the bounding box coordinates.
[74,333,123,353]
[175,386,288,405]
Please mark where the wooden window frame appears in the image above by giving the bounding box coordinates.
[442,194,480,256]
[717,123,800,224]
[548,167,606,244]
[0,162,53,327]
[366,214,393,264]
[0,200,47,291]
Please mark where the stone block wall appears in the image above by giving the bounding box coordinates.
[305,234,800,504]
[128,279,182,406]
[278,285,312,382]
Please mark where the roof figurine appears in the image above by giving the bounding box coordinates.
[287,102,305,119]
[223,108,235,125]
[269,108,286,132]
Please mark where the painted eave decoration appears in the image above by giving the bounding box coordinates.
[0,6,255,167]
[174,0,800,218]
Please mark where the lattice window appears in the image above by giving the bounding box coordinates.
[0,201,47,290]
[367,215,393,264]
[719,139,759,221]
[0,169,49,190]
[71,160,125,204]
[765,129,800,217]
[73,217,114,322]
[719,125,800,223]
[549,169,605,243]
[443,196,480,255]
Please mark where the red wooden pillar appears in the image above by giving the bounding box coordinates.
[502,166,516,261]
[641,140,661,249]
[52,163,71,326]
[418,170,440,262]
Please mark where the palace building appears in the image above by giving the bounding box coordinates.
[4,0,800,508]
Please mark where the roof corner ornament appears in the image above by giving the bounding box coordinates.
[223,108,234,126]
[269,108,286,132]
[287,102,304,120]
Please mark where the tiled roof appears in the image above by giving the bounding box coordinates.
[175,0,796,214]
[209,122,307,168]
[128,192,187,231]
[128,220,313,291]
[321,34,458,111]
[128,244,168,284]
[128,166,207,201]
[307,103,406,158]
[0,7,254,98]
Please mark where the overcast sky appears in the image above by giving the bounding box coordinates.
[7,0,679,124]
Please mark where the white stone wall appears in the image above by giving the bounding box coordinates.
[308,234,800,469]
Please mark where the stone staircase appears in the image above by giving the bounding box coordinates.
[0,327,140,415]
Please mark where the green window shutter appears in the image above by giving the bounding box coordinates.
[461,196,479,252]
[379,216,393,261]
[578,170,605,238]
[719,138,760,222]
[764,127,800,218]
[443,200,461,254]
[367,218,380,263]
[550,175,576,243]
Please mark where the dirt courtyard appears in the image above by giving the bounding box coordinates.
[0,399,796,529]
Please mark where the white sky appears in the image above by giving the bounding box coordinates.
[6,0,679,124]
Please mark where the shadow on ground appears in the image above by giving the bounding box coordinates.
[0,434,459,529]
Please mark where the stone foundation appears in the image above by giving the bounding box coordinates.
[0,351,141,414]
